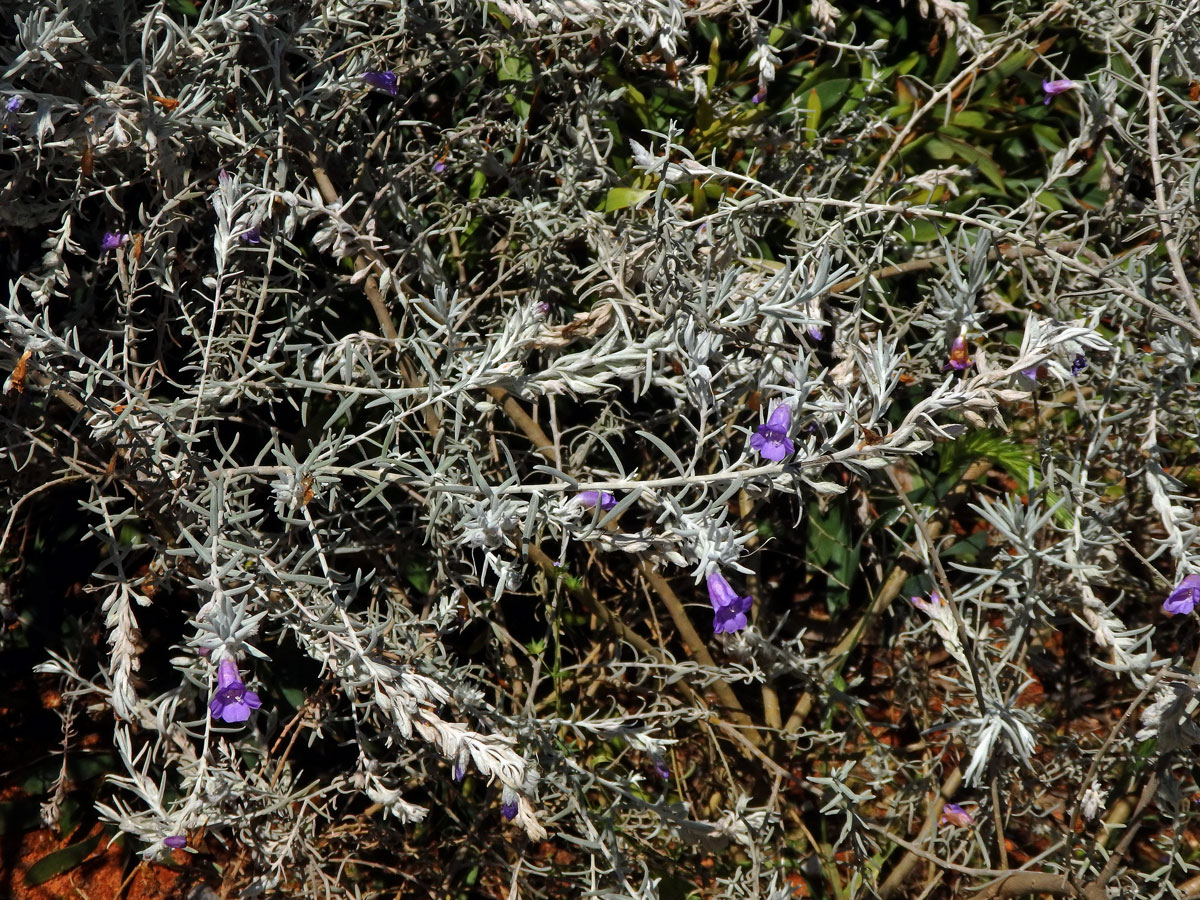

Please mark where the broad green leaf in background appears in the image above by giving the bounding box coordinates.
[24,830,104,886]
[602,186,652,212]
[805,89,822,145]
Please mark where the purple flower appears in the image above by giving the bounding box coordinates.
[750,404,794,461]
[946,335,971,371]
[939,803,973,827]
[433,159,447,173]
[209,658,262,723]
[653,757,670,780]
[1071,354,1087,376]
[577,490,617,511]
[713,599,752,633]
[1164,574,1200,615]
[163,835,187,849]
[1042,78,1077,103]
[1021,366,1040,382]
[807,325,824,341]
[910,590,944,616]
[500,788,519,821]
[5,96,21,113]
[453,761,466,783]
[752,88,767,104]
[707,572,753,634]
[240,225,261,244]
[362,71,399,96]
[101,231,126,252]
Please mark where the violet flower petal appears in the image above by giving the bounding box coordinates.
[1164,574,1200,615]
[362,71,399,96]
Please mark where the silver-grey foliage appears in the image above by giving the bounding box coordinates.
[3,0,1200,898]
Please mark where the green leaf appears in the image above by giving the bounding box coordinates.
[925,138,955,160]
[404,558,432,594]
[896,52,921,77]
[1031,123,1066,152]
[1035,190,1063,211]
[951,110,988,129]
[804,88,822,144]
[601,186,651,212]
[933,42,959,85]
[938,136,1006,192]
[468,170,486,200]
[25,831,103,886]
[497,53,531,83]
[896,218,953,244]
[164,0,199,14]
[706,37,720,93]
[813,79,850,113]
[995,49,1032,79]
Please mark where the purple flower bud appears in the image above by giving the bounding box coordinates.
[453,761,466,783]
[363,71,399,96]
[752,88,767,104]
[939,803,973,827]
[946,335,971,371]
[433,159,447,173]
[1164,574,1200,615]
[1021,366,1040,382]
[5,96,22,113]
[209,658,262,723]
[653,758,670,780]
[240,225,261,244]
[1042,78,1077,104]
[102,231,126,252]
[577,490,617,511]
[749,404,794,461]
[1071,354,1087,376]
[706,572,753,634]
[807,325,824,341]
[163,835,187,849]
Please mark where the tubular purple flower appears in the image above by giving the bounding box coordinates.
[163,835,187,849]
[102,231,125,252]
[807,325,824,341]
[433,159,447,173]
[707,572,753,634]
[947,335,971,371]
[1042,78,1077,103]
[939,803,973,827]
[577,490,617,511]
[713,595,752,633]
[209,658,262,723]
[363,71,399,96]
[1164,574,1200,615]
[5,96,22,113]
[240,225,261,244]
[750,404,794,461]
[752,88,767,104]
